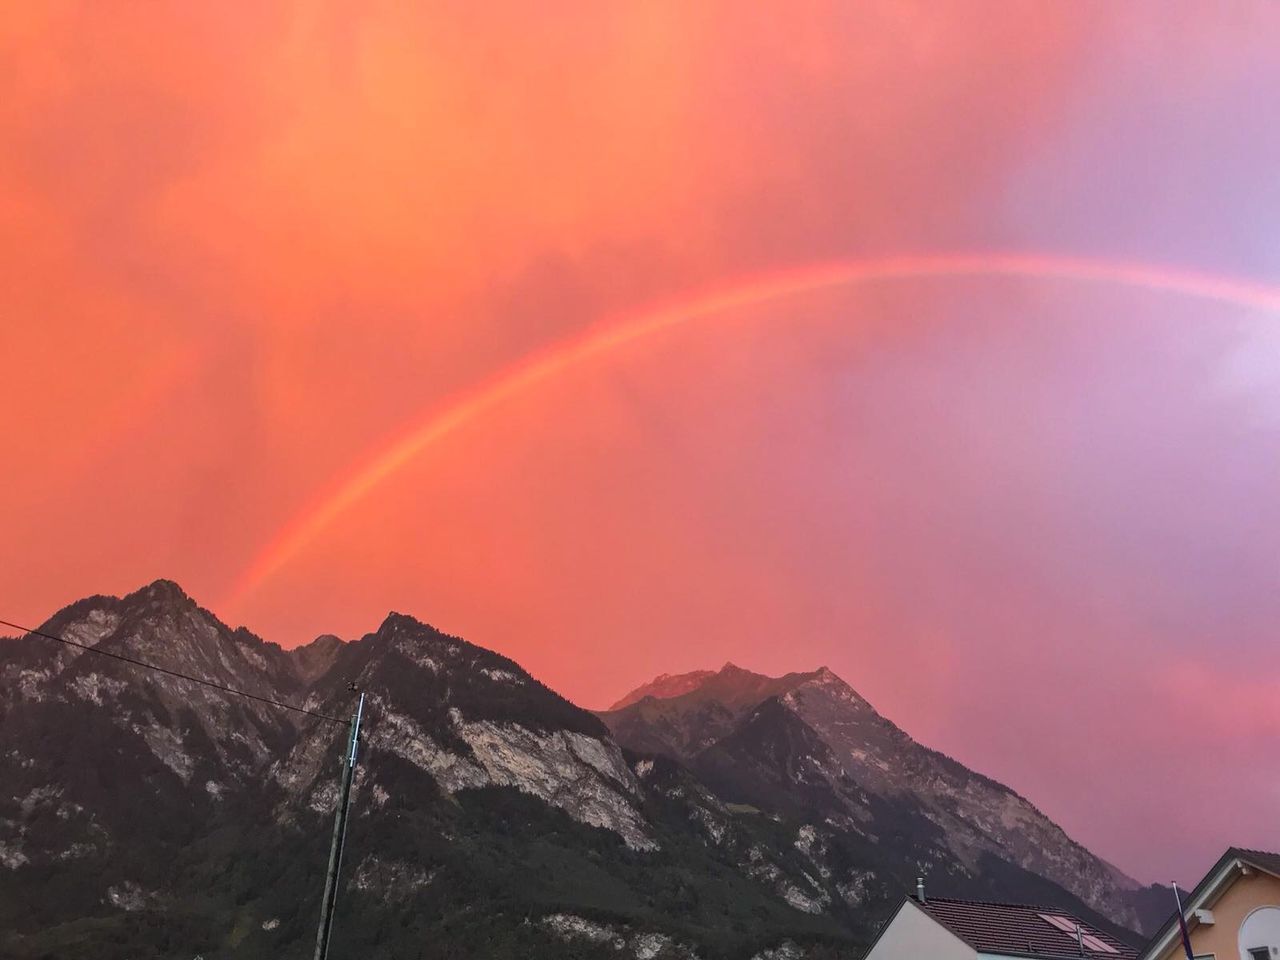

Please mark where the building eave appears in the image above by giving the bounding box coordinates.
[1140,848,1280,960]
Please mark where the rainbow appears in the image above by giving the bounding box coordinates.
[225,252,1280,608]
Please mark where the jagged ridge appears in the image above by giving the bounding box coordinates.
[0,581,1164,960]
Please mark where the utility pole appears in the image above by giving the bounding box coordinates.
[313,692,365,960]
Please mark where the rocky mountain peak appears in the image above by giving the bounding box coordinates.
[786,665,867,706]
[288,633,344,683]
[124,578,195,608]
[2,583,1167,958]
[378,610,435,633]
[608,661,849,716]
[26,580,304,727]
[607,667,718,709]
[599,661,1154,933]
[372,611,463,657]
[366,612,505,677]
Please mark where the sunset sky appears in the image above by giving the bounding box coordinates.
[3,3,1279,884]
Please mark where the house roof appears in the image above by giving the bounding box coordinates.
[1139,847,1280,960]
[1235,847,1280,878]
[916,897,1139,960]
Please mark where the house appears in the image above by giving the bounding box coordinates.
[1139,848,1280,960]
[863,888,1137,960]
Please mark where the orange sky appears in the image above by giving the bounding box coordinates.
[3,3,1280,883]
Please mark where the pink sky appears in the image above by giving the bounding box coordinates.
[2,2,1279,884]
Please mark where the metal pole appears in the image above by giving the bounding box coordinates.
[313,692,365,960]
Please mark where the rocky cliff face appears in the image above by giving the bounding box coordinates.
[778,670,1145,920]
[599,663,1164,935]
[1,581,301,856]
[276,612,656,851]
[0,582,1159,960]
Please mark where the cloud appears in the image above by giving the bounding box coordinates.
[3,1,1279,884]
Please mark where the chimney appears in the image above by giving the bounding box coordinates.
[916,877,926,903]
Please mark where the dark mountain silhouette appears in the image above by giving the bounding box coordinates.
[600,664,1172,938]
[0,582,1166,959]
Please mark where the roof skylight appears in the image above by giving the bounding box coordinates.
[1037,914,1119,954]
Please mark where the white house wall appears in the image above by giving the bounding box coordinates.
[866,900,978,960]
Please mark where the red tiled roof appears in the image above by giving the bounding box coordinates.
[917,897,1138,960]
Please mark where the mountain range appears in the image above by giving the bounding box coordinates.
[0,580,1169,959]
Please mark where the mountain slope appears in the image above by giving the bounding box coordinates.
[1,582,1162,959]
[0,581,311,955]
[277,611,656,852]
[0,584,862,959]
[600,663,1164,936]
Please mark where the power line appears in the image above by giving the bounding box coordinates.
[0,617,344,724]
